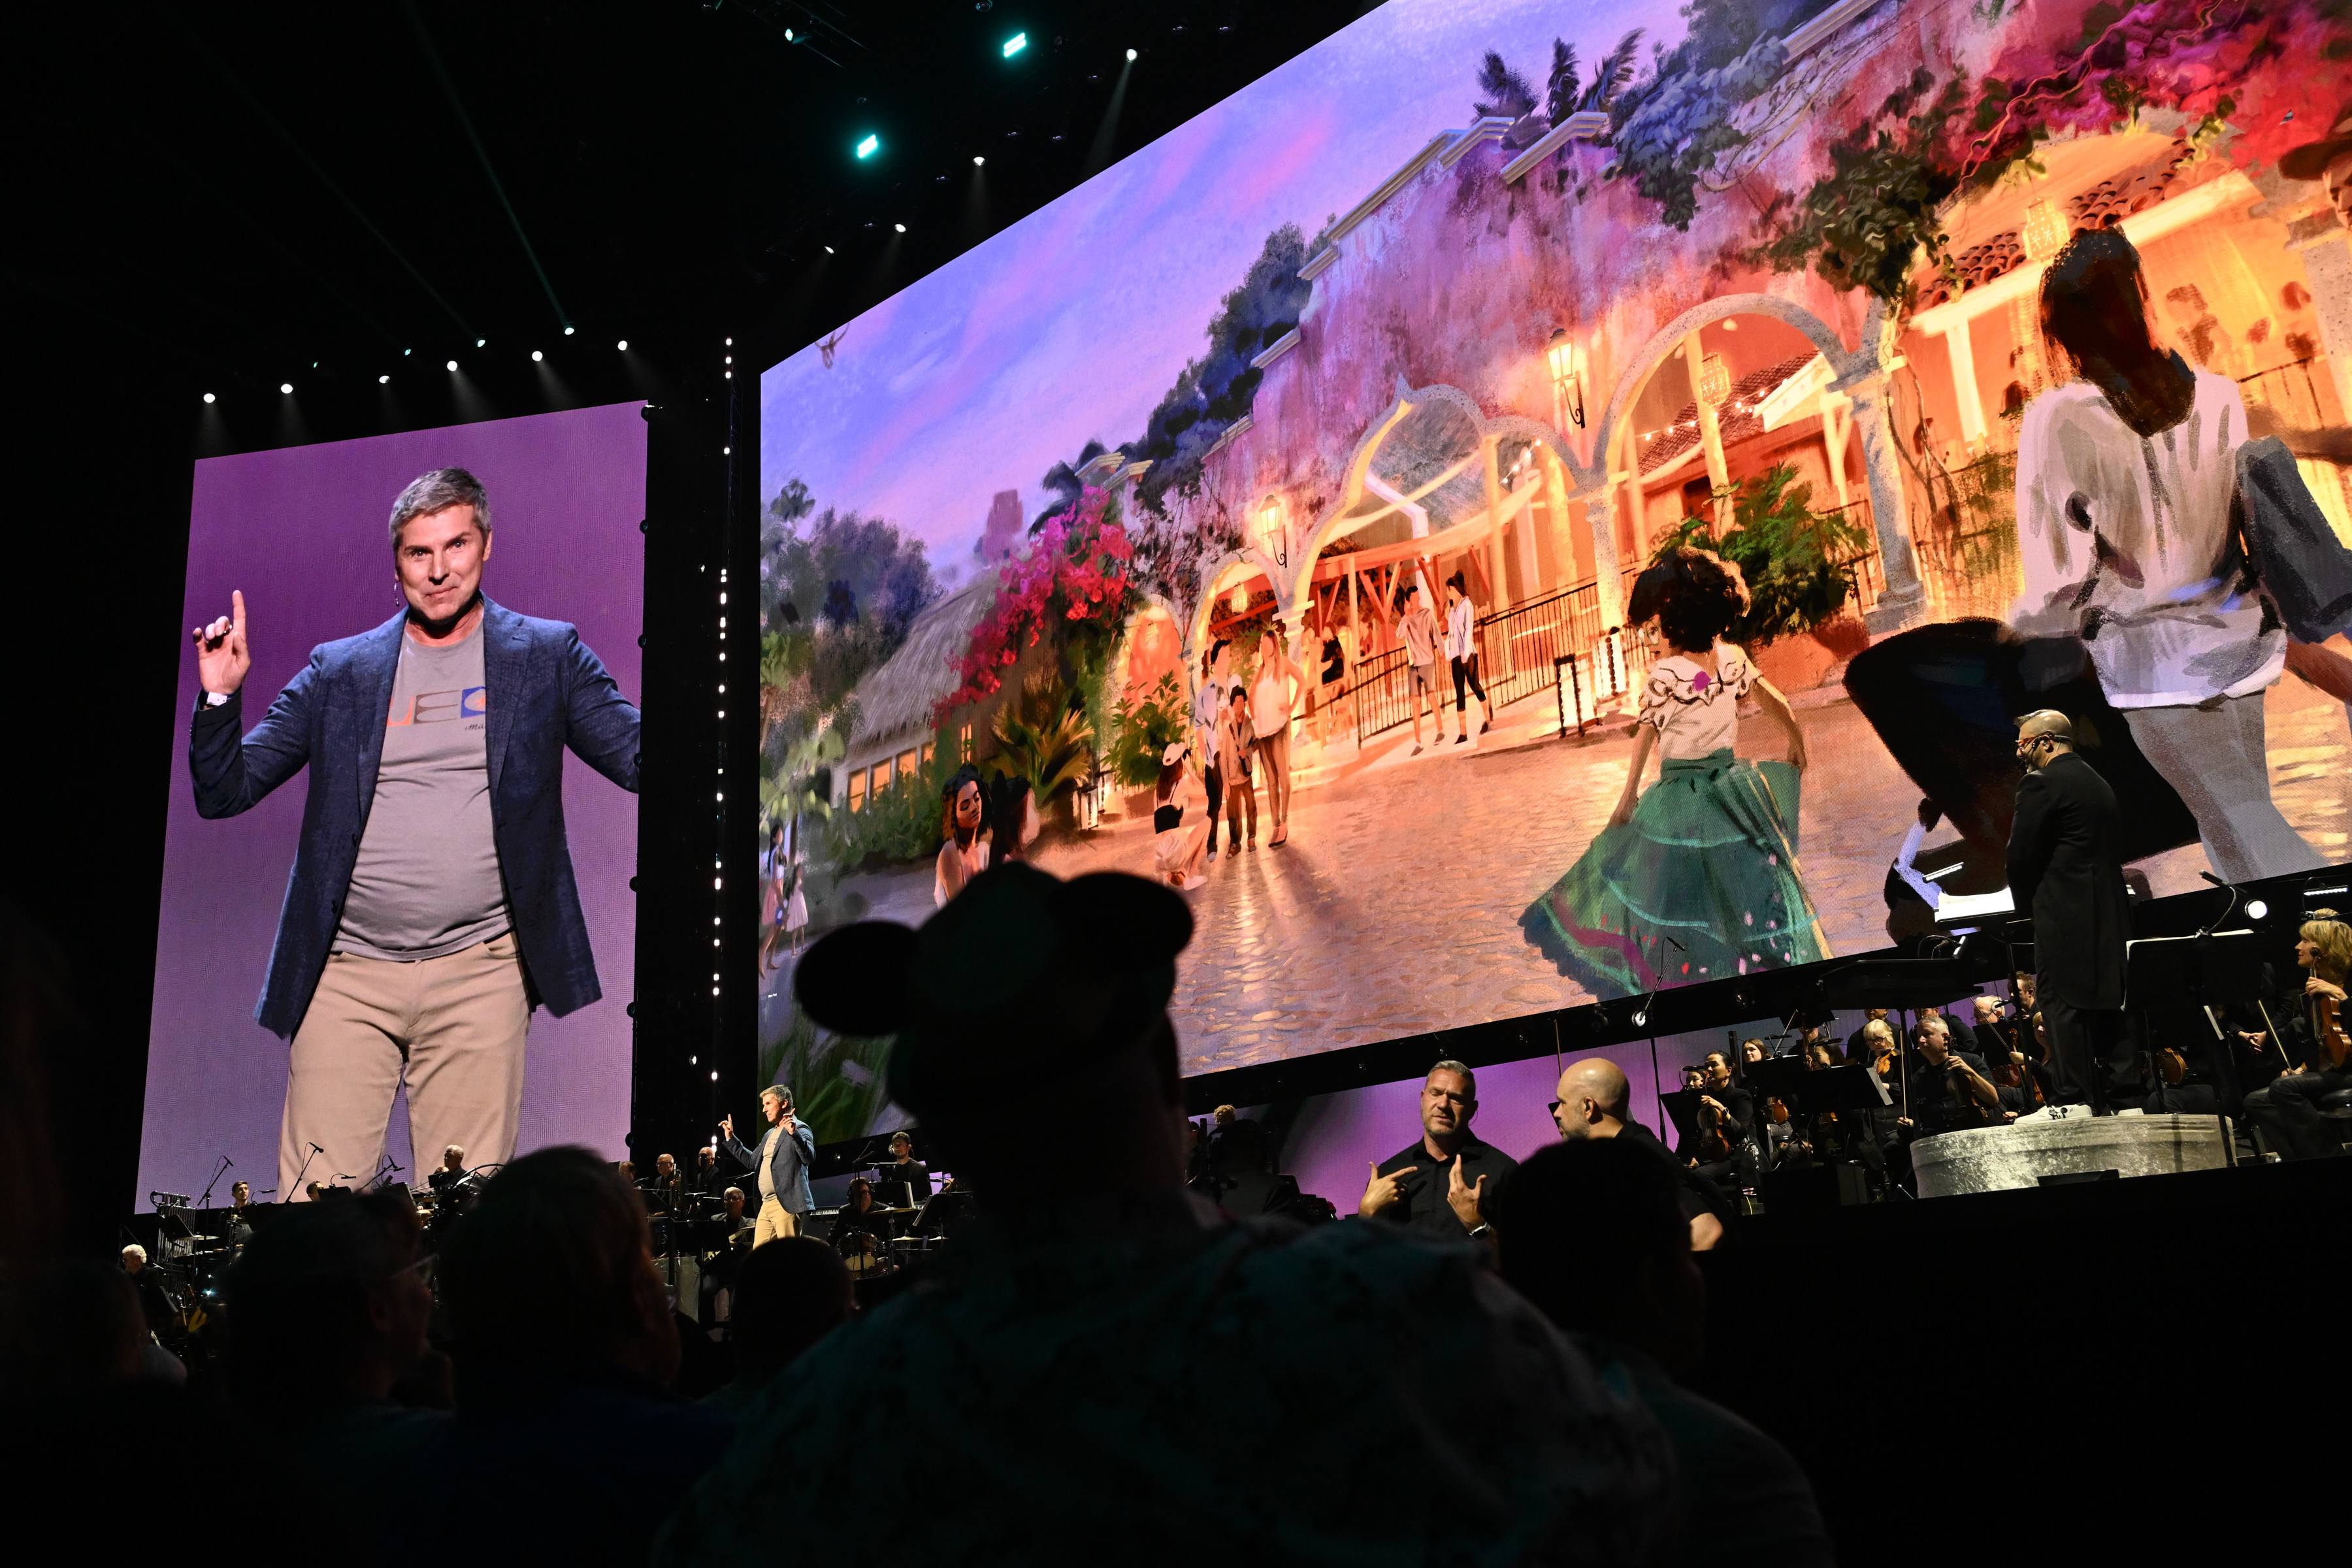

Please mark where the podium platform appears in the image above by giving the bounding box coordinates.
[1911,1111,2234,1198]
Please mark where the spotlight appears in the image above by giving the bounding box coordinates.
[201,392,216,404]
[532,350,544,362]
[563,325,575,336]
[280,382,293,394]
[894,222,907,233]
[1002,31,1026,57]
[617,338,629,351]
[973,155,985,167]
[855,133,879,159]
[784,25,793,40]
[446,359,458,371]
[823,244,834,253]
[1126,47,1137,61]
[2247,899,2270,921]
[403,348,412,356]
[475,337,486,348]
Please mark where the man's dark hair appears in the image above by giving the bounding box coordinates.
[1207,1117,1272,1177]
[730,1236,852,1386]
[1488,1139,1686,1339]
[439,1146,649,1369]
[224,1187,416,1415]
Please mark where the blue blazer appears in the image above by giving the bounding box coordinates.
[189,596,640,1037]
[721,1118,819,1214]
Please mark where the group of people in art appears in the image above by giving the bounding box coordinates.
[956,227,2342,1002]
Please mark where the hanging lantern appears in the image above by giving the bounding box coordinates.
[1229,582,1249,614]
[1254,497,1287,567]
[1697,352,1731,409]
[2019,196,2070,264]
[1546,327,1586,430]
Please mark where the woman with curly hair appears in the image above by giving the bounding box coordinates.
[1520,545,1829,997]
[934,765,993,908]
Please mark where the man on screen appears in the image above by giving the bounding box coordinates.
[188,467,641,1203]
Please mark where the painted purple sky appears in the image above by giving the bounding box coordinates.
[759,0,1670,569]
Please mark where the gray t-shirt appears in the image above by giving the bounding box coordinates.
[334,623,510,960]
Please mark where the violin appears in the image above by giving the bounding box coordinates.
[2308,977,2352,1071]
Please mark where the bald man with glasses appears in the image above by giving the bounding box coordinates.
[2006,710,2131,1109]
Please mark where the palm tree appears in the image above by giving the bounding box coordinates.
[1473,50,1536,122]
[1544,39,1580,127]
[1579,29,1645,116]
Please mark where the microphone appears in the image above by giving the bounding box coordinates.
[308,1143,325,1154]
[2195,872,2240,939]
[224,1156,235,1167]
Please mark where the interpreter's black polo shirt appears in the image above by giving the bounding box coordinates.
[1375,1135,1518,1239]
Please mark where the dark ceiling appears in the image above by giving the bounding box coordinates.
[17,1,1373,449]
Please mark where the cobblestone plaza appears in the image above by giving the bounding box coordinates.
[815,678,2352,1078]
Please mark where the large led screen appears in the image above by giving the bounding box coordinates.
[140,403,645,1203]
[758,0,2352,1141]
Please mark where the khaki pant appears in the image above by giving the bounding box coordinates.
[753,1195,800,1247]
[279,932,531,1199]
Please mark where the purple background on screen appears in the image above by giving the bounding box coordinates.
[139,403,645,1200]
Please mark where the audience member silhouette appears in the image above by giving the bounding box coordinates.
[715,1234,852,1404]
[414,1146,734,1566]
[657,864,1673,1563]
[1489,1138,1832,1567]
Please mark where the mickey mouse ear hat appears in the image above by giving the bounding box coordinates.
[793,863,1192,1118]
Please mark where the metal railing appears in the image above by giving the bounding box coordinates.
[1348,572,1657,745]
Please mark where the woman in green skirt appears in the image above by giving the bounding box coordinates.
[1521,546,1829,998]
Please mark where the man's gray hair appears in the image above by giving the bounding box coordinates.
[723,1186,744,1202]
[122,1243,147,1264]
[762,1084,792,1107]
[1429,1058,1477,1100]
[388,466,493,547]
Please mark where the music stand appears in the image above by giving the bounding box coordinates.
[2124,930,2270,1121]
[1656,1089,1708,1153]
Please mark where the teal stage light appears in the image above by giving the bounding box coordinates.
[855,133,879,159]
[1002,33,1027,58]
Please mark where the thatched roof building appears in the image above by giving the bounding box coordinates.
[838,580,1000,807]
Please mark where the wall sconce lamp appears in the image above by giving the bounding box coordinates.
[1547,328,1587,431]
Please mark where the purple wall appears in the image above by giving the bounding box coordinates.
[139,404,645,1200]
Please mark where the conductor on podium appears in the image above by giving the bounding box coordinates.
[2005,710,2131,1108]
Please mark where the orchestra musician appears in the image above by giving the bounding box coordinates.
[1901,1016,2011,1137]
[647,1152,683,1215]
[2240,917,2352,1160]
[832,1175,894,1279]
[427,1144,469,1196]
[880,1130,932,1205]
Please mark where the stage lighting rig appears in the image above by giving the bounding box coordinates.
[855,133,879,159]
[1002,32,1027,58]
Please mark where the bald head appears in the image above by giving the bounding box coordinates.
[1552,1058,1631,1139]
[2015,709,2075,769]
